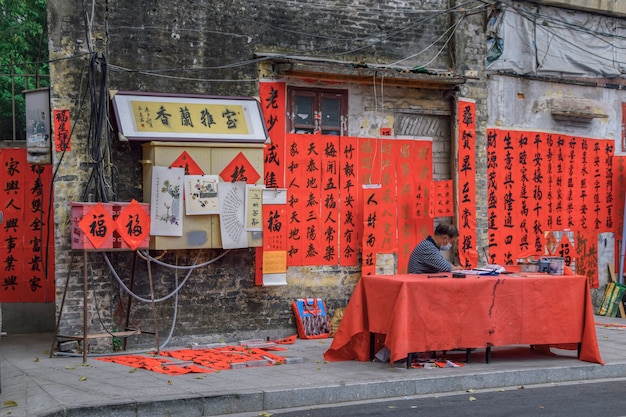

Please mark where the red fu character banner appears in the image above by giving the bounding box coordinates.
[0,148,55,302]
[262,203,287,273]
[457,99,479,269]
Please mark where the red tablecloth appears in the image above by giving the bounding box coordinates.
[324,273,603,365]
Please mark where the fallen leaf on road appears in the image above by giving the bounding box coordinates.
[3,400,18,407]
[469,396,477,402]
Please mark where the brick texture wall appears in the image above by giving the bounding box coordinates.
[47,0,479,351]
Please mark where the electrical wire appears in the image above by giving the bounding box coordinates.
[103,252,196,304]
[0,53,91,70]
[2,1,490,85]
[511,2,626,44]
[81,51,111,202]
[326,1,481,59]
[107,64,261,83]
[103,249,230,303]
[137,249,232,270]
[8,0,626,79]
[102,1,487,78]
[387,10,467,68]
[187,0,481,46]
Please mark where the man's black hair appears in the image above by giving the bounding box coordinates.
[434,223,459,238]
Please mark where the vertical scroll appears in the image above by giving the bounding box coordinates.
[457,99,479,268]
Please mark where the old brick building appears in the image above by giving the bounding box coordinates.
[5,0,622,352]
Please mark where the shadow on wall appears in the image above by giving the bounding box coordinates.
[2,303,55,334]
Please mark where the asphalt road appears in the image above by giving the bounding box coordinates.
[261,379,626,417]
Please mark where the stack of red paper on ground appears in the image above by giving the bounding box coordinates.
[96,343,290,375]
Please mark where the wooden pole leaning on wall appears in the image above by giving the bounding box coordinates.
[50,252,76,358]
[49,252,92,363]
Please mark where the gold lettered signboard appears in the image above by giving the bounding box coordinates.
[111,91,268,143]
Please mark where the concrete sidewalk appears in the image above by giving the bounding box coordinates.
[2,315,626,417]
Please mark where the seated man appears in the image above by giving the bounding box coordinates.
[407,223,462,274]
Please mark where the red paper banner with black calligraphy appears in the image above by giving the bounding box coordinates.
[259,81,286,189]
[358,137,381,254]
[361,185,383,276]
[262,203,287,274]
[54,109,71,152]
[457,98,479,269]
[0,148,55,302]
[318,136,340,265]
[487,128,614,287]
[339,136,359,266]
[614,155,626,273]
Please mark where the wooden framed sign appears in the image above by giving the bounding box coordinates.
[111,91,269,143]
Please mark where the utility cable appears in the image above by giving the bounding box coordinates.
[102,249,230,303]
[104,1,487,78]
[136,249,232,270]
[103,251,198,304]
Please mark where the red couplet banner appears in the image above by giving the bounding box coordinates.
[457,99,479,269]
[259,81,286,189]
[0,148,55,302]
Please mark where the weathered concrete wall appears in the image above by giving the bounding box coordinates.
[47,0,462,350]
[487,75,620,141]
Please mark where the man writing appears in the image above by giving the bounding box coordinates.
[407,223,463,273]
